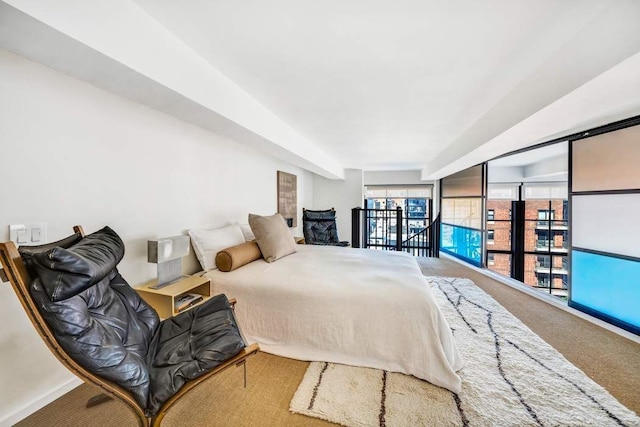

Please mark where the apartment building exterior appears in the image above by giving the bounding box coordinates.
[486,199,568,298]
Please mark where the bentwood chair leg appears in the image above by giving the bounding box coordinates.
[86,393,114,408]
[237,359,247,388]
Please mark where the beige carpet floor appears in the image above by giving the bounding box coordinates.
[16,257,640,426]
[417,257,640,415]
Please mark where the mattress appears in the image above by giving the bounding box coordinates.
[204,244,462,393]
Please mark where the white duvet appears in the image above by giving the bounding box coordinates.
[205,245,463,393]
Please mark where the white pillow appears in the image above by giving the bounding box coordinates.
[189,224,245,271]
[239,223,255,242]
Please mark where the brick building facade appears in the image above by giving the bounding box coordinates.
[486,199,568,297]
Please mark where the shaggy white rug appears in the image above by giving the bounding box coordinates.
[290,277,640,427]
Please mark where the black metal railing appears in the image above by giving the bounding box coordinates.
[402,214,440,257]
[351,208,439,257]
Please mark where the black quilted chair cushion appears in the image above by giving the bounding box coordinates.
[28,227,159,411]
[303,209,337,221]
[303,220,339,245]
[146,294,246,414]
[18,231,83,278]
[32,226,125,301]
[26,226,247,417]
[303,209,339,245]
[30,269,159,410]
[303,209,349,246]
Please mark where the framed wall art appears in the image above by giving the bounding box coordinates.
[277,171,297,227]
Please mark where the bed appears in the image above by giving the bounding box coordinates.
[204,244,463,393]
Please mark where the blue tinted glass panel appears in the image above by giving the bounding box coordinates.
[441,223,482,266]
[571,250,640,330]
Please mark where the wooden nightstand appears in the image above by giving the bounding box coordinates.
[136,275,211,319]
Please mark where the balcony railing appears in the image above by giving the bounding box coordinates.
[535,221,568,230]
[536,280,568,289]
[535,241,568,253]
[534,264,568,275]
[352,207,439,257]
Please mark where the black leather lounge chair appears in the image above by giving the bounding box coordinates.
[0,226,258,426]
[302,208,350,246]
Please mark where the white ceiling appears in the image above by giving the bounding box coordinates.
[130,0,621,171]
[490,142,567,168]
[488,141,568,183]
[3,0,640,179]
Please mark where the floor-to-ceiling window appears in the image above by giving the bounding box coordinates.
[439,116,640,335]
[364,186,432,251]
[523,185,569,299]
[440,164,485,267]
[485,184,517,277]
[486,143,569,300]
[570,122,640,334]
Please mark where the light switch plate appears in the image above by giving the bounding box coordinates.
[17,229,28,244]
[9,224,25,243]
[9,222,47,246]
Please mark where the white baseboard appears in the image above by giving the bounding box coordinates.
[0,377,82,427]
[440,253,640,345]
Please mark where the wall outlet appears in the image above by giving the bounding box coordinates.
[9,223,47,246]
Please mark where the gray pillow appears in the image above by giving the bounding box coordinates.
[248,213,297,262]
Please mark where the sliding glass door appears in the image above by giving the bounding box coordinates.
[486,142,569,300]
[440,164,485,267]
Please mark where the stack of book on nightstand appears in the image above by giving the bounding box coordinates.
[174,293,204,312]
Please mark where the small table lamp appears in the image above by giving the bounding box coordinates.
[148,235,190,289]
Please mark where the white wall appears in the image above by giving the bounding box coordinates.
[0,49,313,425]
[364,170,429,186]
[523,154,567,180]
[0,0,344,179]
[312,169,363,244]
[488,166,525,183]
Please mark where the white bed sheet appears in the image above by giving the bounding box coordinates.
[205,245,463,393]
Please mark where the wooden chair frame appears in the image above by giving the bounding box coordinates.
[0,226,259,426]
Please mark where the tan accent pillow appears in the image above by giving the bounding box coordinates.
[248,213,297,263]
[215,241,262,272]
